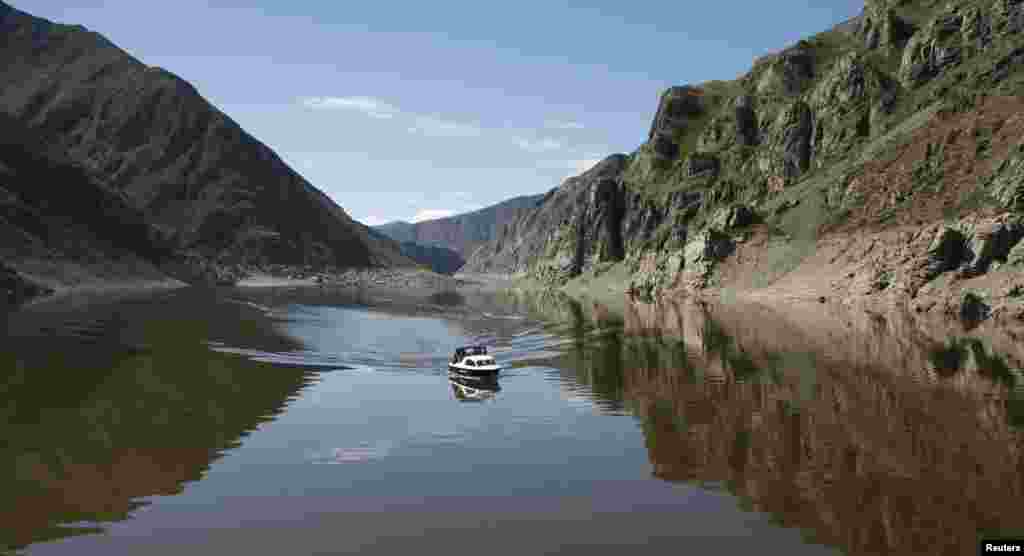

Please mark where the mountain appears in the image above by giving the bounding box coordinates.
[363,225,464,274]
[464,0,1024,324]
[373,194,546,258]
[0,1,410,298]
[395,241,467,275]
[0,112,174,302]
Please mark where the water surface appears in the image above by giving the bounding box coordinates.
[2,287,1022,555]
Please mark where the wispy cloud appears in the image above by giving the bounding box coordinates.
[408,116,482,138]
[298,97,585,153]
[514,136,564,153]
[545,120,585,130]
[300,96,399,119]
[411,209,457,223]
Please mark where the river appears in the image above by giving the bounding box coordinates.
[1,286,1022,555]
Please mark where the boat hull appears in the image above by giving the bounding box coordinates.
[448,364,500,376]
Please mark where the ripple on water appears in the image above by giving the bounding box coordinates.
[481,312,526,320]
[205,344,351,371]
[306,440,396,465]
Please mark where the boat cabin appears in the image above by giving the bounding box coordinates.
[453,345,487,359]
[450,345,499,371]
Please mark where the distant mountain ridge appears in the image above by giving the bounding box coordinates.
[0,1,409,295]
[370,194,545,274]
[373,194,546,256]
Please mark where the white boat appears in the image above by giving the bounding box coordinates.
[449,373,500,402]
[448,345,501,376]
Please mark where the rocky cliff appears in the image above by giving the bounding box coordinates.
[0,1,410,298]
[463,0,1024,324]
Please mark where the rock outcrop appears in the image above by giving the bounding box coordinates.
[462,155,629,283]
[647,86,706,162]
[860,1,914,50]
[756,44,815,97]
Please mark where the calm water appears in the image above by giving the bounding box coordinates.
[1,286,1022,555]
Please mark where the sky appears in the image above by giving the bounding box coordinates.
[22,0,864,225]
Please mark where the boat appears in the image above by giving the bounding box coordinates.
[448,345,501,376]
[448,373,500,402]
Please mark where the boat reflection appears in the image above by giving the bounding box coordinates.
[448,371,501,403]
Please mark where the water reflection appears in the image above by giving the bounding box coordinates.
[0,291,318,552]
[448,372,501,403]
[503,289,1024,556]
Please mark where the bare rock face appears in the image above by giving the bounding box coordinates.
[461,154,630,283]
[756,44,815,97]
[734,95,759,146]
[860,2,914,50]
[647,86,705,161]
[686,153,720,179]
[778,101,815,179]
[960,215,1024,277]
[994,0,1024,34]
[808,53,893,157]
[899,9,970,86]
[925,225,969,279]
[959,290,991,325]
[709,204,756,231]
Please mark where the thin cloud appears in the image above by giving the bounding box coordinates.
[515,137,564,153]
[545,120,585,130]
[408,116,482,138]
[300,96,399,119]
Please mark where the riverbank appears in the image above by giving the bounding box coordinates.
[2,258,187,310]
[227,268,516,318]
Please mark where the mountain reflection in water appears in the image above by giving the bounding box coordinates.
[0,291,318,552]
[497,289,1024,556]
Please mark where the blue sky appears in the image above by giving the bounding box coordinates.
[23,1,863,225]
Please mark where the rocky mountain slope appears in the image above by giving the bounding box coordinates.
[361,226,462,275]
[374,194,545,258]
[0,1,410,300]
[463,0,1024,324]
